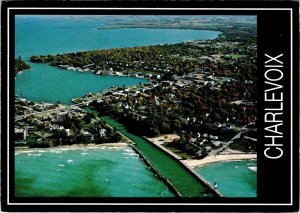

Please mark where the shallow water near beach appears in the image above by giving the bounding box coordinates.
[14,15,256,198]
[194,160,257,197]
[15,146,174,197]
[102,116,216,197]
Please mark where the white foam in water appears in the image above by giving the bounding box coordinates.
[125,156,139,160]
[36,150,47,153]
[81,152,89,156]
[50,150,63,154]
[58,148,73,151]
[67,159,73,163]
[56,169,62,172]
[86,147,99,150]
[110,147,123,150]
[28,153,42,157]
[17,150,36,154]
[124,149,134,153]
[123,152,139,156]
[58,164,65,167]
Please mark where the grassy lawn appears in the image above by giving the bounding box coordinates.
[162,144,194,160]
[229,54,245,59]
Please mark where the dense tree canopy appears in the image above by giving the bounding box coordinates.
[15,57,30,75]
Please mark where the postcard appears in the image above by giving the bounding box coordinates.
[1,1,298,212]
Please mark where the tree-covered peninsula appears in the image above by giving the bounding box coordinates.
[28,26,257,157]
[15,57,30,75]
[29,25,256,77]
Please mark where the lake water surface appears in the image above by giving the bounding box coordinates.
[15,146,174,197]
[14,15,255,198]
[194,160,257,197]
[15,16,220,105]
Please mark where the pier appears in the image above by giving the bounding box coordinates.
[130,145,182,197]
[143,136,223,197]
[102,115,221,198]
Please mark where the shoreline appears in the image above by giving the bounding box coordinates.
[182,153,257,168]
[15,142,130,151]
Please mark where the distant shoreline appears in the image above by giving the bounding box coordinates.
[182,154,257,168]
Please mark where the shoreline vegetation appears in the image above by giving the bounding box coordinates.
[15,18,257,197]
[29,28,256,76]
[15,57,31,76]
[16,21,257,158]
[15,17,257,195]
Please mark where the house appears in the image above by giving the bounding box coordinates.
[15,128,28,141]
[65,129,71,137]
[33,103,54,111]
[195,150,203,158]
[175,82,185,88]
[80,130,94,142]
[99,129,106,138]
[209,135,219,140]
[205,146,212,152]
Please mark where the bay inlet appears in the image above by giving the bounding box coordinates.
[15,15,224,197]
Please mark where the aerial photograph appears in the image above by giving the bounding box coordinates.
[14,15,257,198]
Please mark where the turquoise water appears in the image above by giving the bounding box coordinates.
[102,116,216,197]
[15,146,174,197]
[13,15,229,198]
[15,64,148,105]
[194,160,257,197]
[15,15,219,105]
[15,15,220,59]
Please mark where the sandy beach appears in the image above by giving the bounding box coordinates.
[182,153,257,168]
[15,142,130,151]
[147,134,180,144]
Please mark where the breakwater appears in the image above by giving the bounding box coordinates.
[143,137,223,197]
[101,115,218,197]
[130,145,182,197]
[86,109,180,197]
[15,145,175,197]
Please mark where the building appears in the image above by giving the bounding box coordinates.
[15,128,28,141]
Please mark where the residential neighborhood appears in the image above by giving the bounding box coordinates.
[16,19,257,159]
[15,97,122,148]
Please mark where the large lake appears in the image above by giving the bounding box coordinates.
[15,15,256,198]
[15,15,220,104]
[15,146,174,197]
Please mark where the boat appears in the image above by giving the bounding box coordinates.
[248,166,257,173]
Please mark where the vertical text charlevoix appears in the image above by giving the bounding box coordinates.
[264,53,284,159]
